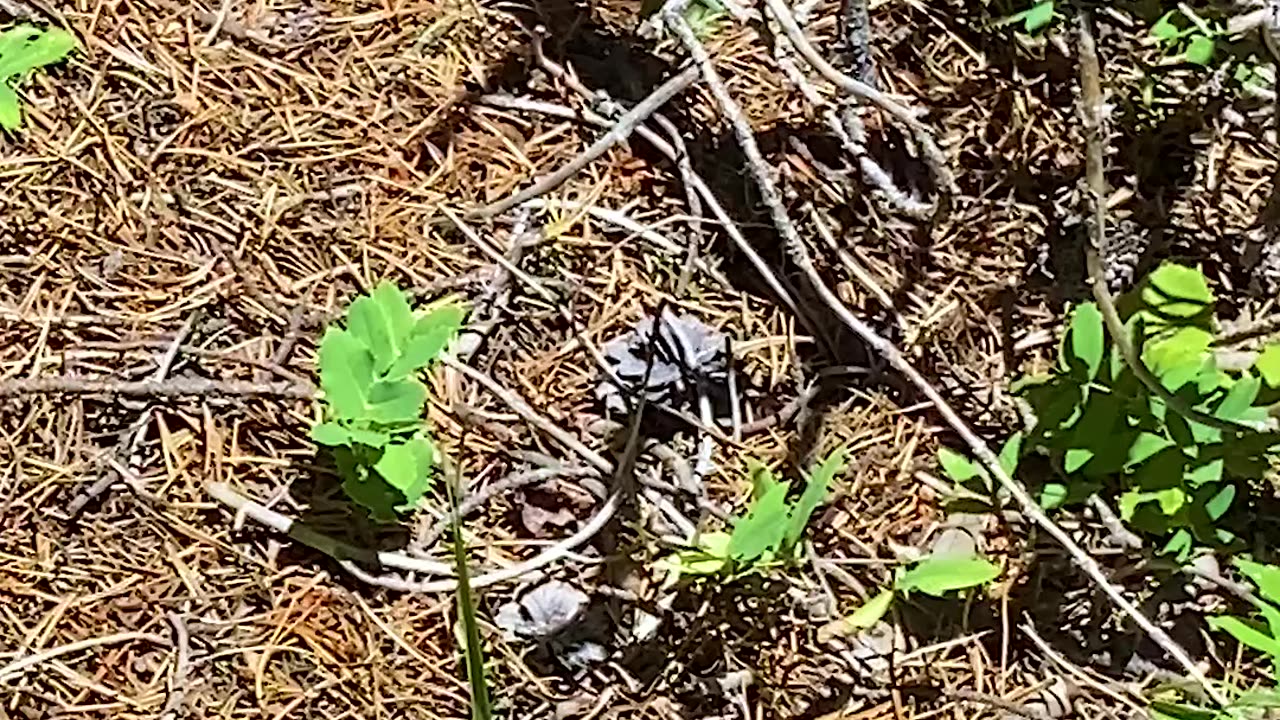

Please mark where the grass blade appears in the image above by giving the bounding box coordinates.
[448,465,493,719]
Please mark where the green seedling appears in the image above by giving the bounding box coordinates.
[829,550,1001,633]
[999,0,1056,34]
[1151,9,1221,66]
[311,281,465,521]
[448,465,493,720]
[0,24,76,131]
[936,263,1280,557]
[658,449,846,581]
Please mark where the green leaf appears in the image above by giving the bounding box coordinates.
[1151,11,1187,42]
[747,460,781,500]
[1127,432,1173,468]
[843,589,895,630]
[1143,327,1212,383]
[386,304,465,378]
[937,447,984,484]
[1185,459,1224,486]
[0,83,20,131]
[895,553,999,597]
[785,449,845,548]
[1065,447,1094,473]
[1003,0,1054,33]
[365,378,427,423]
[374,435,435,508]
[0,26,76,79]
[1185,35,1215,66]
[1207,615,1280,661]
[1203,481,1233,515]
[1143,263,1214,317]
[1163,529,1193,559]
[1257,344,1280,387]
[311,421,350,446]
[728,479,791,562]
[1148,701,1218,720]
[347,426,390,447]
[657,549,729,577]
[1065,302,1105,380]
[341,473,401,523]
[1237,559,1280,606]
[998,433,1022,476]
[318,328,374,418]
[1040,483,1069,510]
[1216,376,1260,421]
[347,282,417,374]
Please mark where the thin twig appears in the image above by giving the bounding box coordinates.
[159,613,192,719]
[0,632,170,682]
[0,377,314,399]
[469,66,700,219]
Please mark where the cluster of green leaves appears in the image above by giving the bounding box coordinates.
[835,551,1002,633]
[312,281,465,521]
[658,450,846,580]
[0,24,76,131]
[937,263,1280,557]
[1151,559,1280,720]
[1151,9,1220,66]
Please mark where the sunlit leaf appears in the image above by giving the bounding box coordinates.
[998,433,1022,476]
[1064,302,1104,380]
[785,449,844,548]
[318,328,374,418]
[1040,482,1068,509]
[728,479,791,561]
[311,421,350,446]
[895,553,999,597]
[0,25,76,78]
[1257,344,1280,387]
[843,589,895,630]
[1207,615,1280,661]
[1185,35,1215,66]
[365,378,427,423]
[937,447,984,484]
[1143,263,1214,316]
[0,84,19,131]
[347,281,416,374]
[374,435,435,508]
[1216,376,1260,421]
[1065,447,1094,473]
[1127,432,1173,468]
[1185,459,1223,486]
[386,304,466,379]
[1237,559,1280,607]
[1150,11,1187,42]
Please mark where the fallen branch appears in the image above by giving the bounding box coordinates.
[669,1,1225,703]
[0,376,314,400]
[469,66,700,219]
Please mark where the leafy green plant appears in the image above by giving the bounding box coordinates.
[1151,8,1221,66]
[0,24,76,131]
[311,281,465,521]
[658,449,846,580]
[936,263,1280,556]
[1001,0,1056,34]
[830,550,1001,633]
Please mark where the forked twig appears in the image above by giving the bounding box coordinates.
[469,66,700,219]
[0,377,314,399]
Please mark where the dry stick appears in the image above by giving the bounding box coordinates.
[669,4,1225,704]
[527,52,809,324]
[0,632,170,682]
[469,66,700,220]
[1075,14,1266,437]
[764,0,955,199]
[0,377,314,400]
[68,312,199,515]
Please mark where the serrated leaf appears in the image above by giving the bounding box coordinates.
[347,282,416,374]
[1237,559,1280,607]
[1185,34,1215,66]
[318,328,374,418]
[728,479,791,562]
[895,553,999,597]
[1207,615,1280,660]
[365,378,427,423]
[311,421,350,446]
[1257,344,1280,387]
[1065,302,1105,380]
[844,589,895,630]
[386,304,465,378]
[1040,482,1068,509]
[785,449,844,548]
[374,435,435,508]
[937,447,984,484]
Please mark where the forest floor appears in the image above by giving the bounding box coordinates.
[1,0,1279,718]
